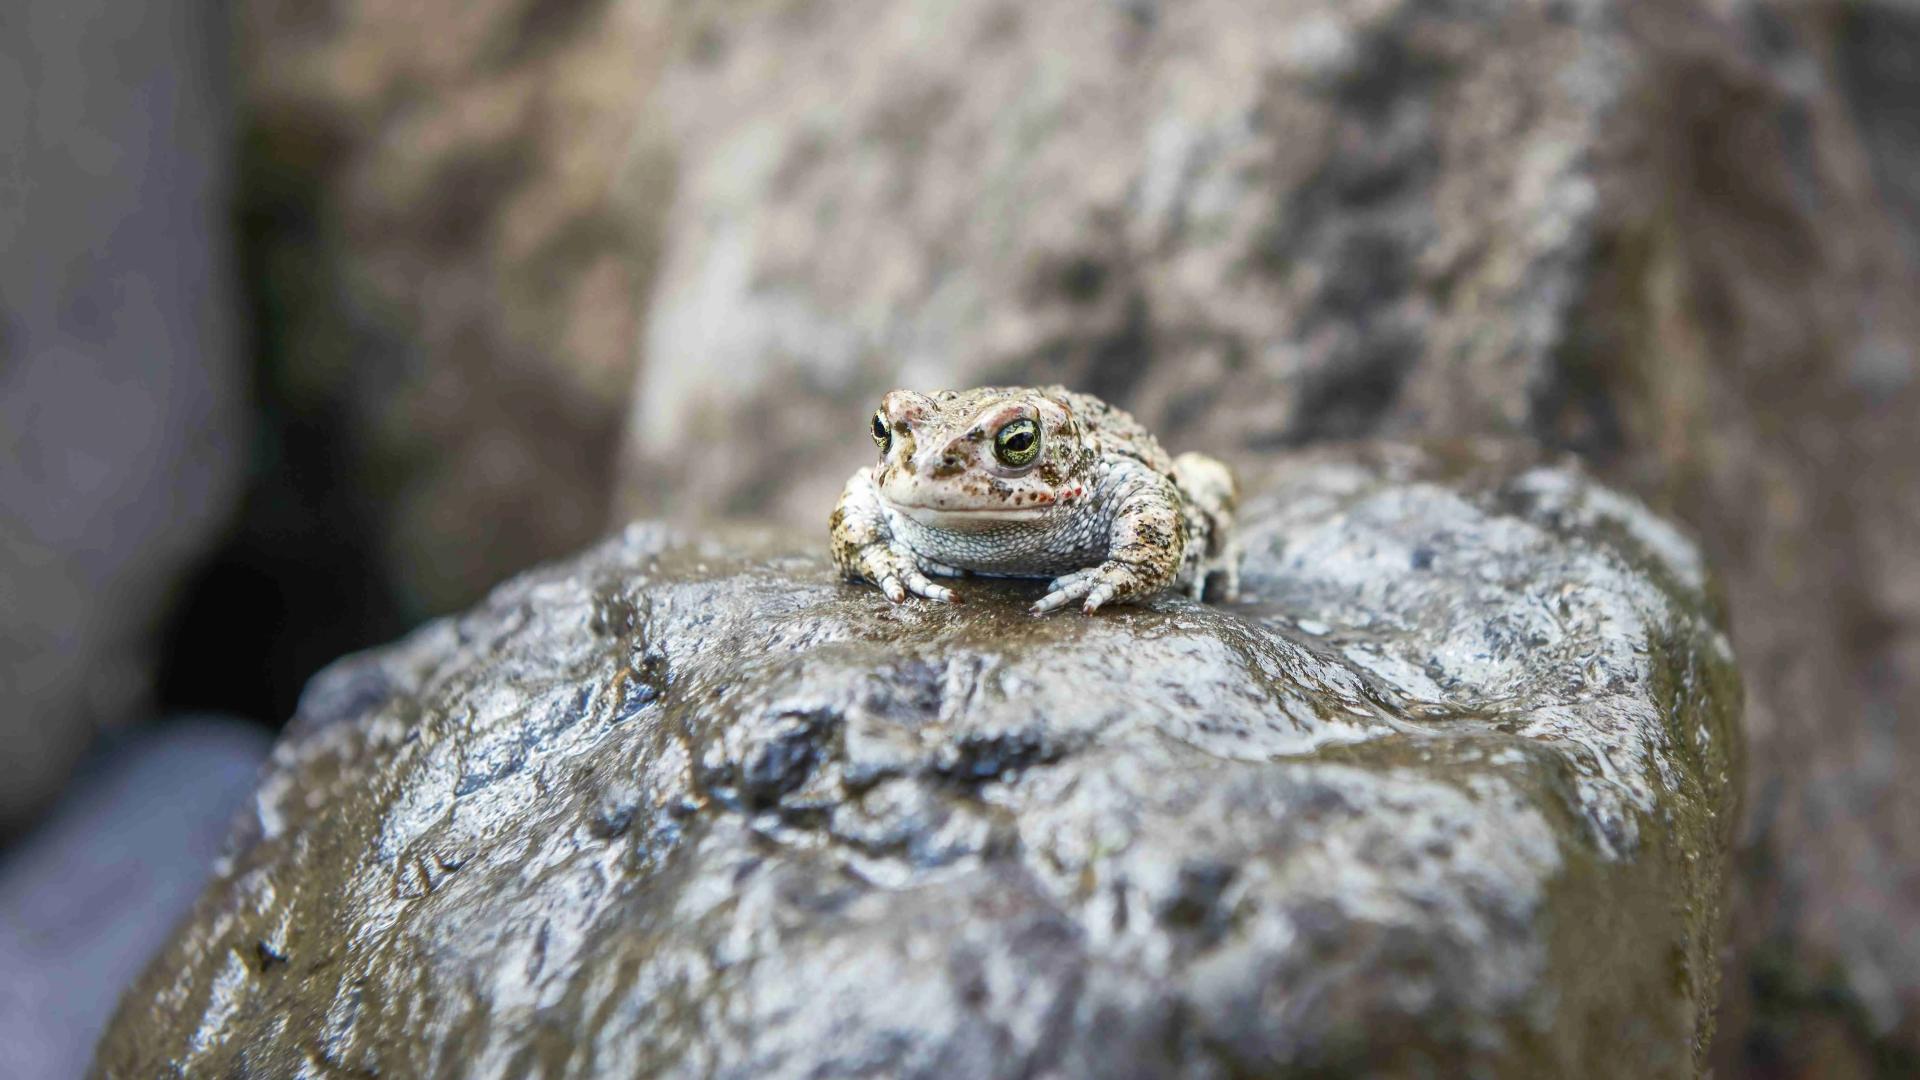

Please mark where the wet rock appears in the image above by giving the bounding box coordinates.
[228,0,1920,1057]
[93,447,1740,1078]
[608,2,1920,1065]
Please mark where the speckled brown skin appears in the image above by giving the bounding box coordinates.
[831,386,1239,614]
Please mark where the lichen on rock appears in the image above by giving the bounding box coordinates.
[93,445,1739,1078]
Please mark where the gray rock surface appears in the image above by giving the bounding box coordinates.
[1,718,271,1080]
[223,0,1920,1066]
[624,0,1621,525]
[93,447,1740,1078]
[607,2,1920,1067]
[0,0,243,829]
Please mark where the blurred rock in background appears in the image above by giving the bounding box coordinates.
[1574,6,1920,1075]
[625,0,1610,522]
[172,0,678,722]
[0,717,270,1080]
[0,0,244,833]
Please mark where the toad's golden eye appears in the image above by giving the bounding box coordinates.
[871,411,891,453]
[993,417,1040,467]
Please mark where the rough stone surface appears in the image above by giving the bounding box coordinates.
[0,0,244,830]
[94,447,1740,1079]
[606,1,1920,1069]
[624,0,1624,524]
[225,0,1920,1066]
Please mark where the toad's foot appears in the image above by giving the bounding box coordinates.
[1031,561,1161,616]
[852,541,960,605]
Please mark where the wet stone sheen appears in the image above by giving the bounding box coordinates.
[93,445,1740,1079]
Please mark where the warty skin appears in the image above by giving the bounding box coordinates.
[830,385,1239,615]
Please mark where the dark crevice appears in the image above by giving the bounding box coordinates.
[152,119,411,727]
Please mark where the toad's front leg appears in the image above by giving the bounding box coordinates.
[830,468,960,604]
[1031,469,1185,616]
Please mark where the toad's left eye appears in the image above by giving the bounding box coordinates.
[993,418,1040,467]
[871,411,891,453]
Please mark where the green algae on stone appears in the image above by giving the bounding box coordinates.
[92,444,1741,1079]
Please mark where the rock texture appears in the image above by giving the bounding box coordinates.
[0,0,244,830]
[625,0,1621,523]
[94,448,1740,1079]
[609,1,1920,1070]
[223,0,1920,1067]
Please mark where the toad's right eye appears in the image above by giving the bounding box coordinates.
[871,411,891,453]
[992,417,1040,468]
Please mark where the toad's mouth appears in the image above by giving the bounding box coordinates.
[889,501,1052,526]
